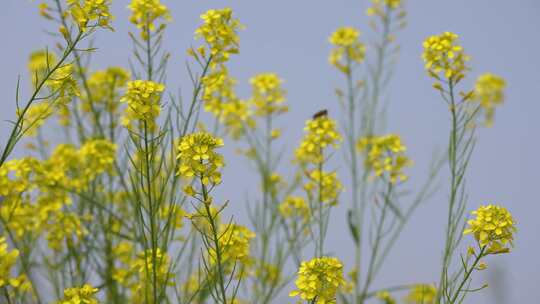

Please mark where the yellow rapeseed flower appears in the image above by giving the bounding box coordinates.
[422,32,469,81]
[357,134,411,183]
[67,0,113,31]
[120,80,165,131]
[28,49,58,85]
[176,132,225,186]
[249,73,288,117]
[471,73,506,127]
[212,224,255,269]
[366,0,402,16]
[289,256,346,304]
[464,204,516,254]
[84,67,130,114]
[279,196,310,223]
[193,8,243,65]
[57,284,99,304]
[0,237,20,288]
[295,116,342,165]
[404,284,437,304]
[376,290,397,304]
[304,170,343,206]
[329,27,366,74]
[128,0,171,40]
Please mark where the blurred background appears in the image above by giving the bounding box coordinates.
[1,0,538,303]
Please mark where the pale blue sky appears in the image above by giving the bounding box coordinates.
[1,1,539,303]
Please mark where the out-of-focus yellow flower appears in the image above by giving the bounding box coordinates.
[0,237,19,288]
[329,27,366,74]
[304,170,343,206]
[289,256,346,304]
[211,224,255,271]
[422,32,469,81]
[376,290,396,304]
[464,204,516,254]
[193,8,243,66]
[28,50,58,85]
[45,212,89,252]
[67,0,113,31]
[366,0,402,16]
[57,284,99,304]
[404,284,437,304]
[471,73,506,127]
[249,73,288,117]
[357,134,411,183]
[295,116,342,165]
[17,103,54,137]
[84,67,130,114]
[120,80,165,131]
[176,132,224,186]
[128,0,171,40]
[279,196,310,223]
[79,139,117,178]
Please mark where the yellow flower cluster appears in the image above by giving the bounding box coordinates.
[328,27,366,74]
[472,73,506,127]
[0,139,116,243]
[295,116,342,164]
[0,237,19,288]
[46,212,90,251]
[67,0,113,31]
[404,284,437,304]
[128,0,171,40]
[84,67,130,114]
[249,73,288,117]
[376,290,397,304]
[202,69,256,139]
[357,134,411,183]
[279,196,310,222]
[46,63,80,126]
[464,205,516,254]
[367,0,402,16]
[120,80,165,131]
[304,170,343,206]
[213,224,255,269]
[28,49,57,85]
[194,8,242,65]
[58,284,99,304]
[176,132,225,186]
[18,103,54,137]
[132,248,173,294]
[289,256,346,304]
[422,32,469,81]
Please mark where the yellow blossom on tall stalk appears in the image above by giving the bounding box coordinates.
[376,290,397,304]
[131,248,173,297]
[78,139,117,178]
[45,212,90,252]
[67,0,113,31]
[57,284,99,304]
[464,204,516,254]
[357,134,412,183]
[211,224,255,271]
[304,170,343,206]
[249,73,288,117]
[328,27,366,74]
[366,0,403,16]
[295,115,342,164]
[28,50,57,85]
[176,132,224,187]
[120,80,165,131]
[404,284,437,304]
[289,256,346,304]
[471,73,506,127]
[128,0,171,40]
[193,8,243,66]
[0,237,19,288]
[279,196,310,223]
[17,103,53,136]
[422,32,469,81]
[83,67,130,114]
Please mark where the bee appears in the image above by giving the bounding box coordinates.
[312,109,328,119]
